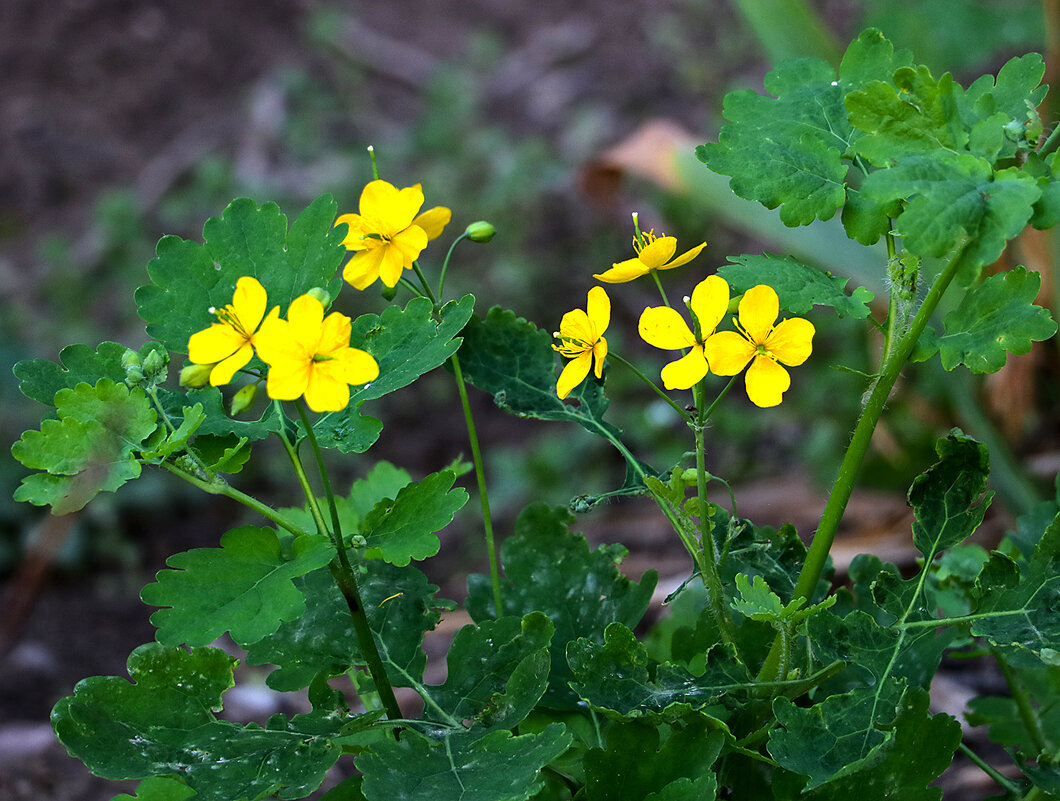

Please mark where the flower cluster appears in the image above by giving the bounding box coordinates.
[186,278,379,413]
[553,224,814,408]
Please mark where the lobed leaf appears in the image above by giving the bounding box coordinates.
[719,254,874,319]
[466,503,657,707]
[136,195,347,353]
[355,724,571,801]
[935,267,1056,373]
[14,341,130,406]
[141,527,335,647]
[111,777,196,801]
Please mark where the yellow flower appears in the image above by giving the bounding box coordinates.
[254,293,380,413]
[336,179,451,290]
[638,275,729,390]
[553,286,610,400]
[703,284,815,408]
[186,276,268,386]
[594,230,706,283]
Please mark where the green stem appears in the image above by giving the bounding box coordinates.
[758,244,971,683]
[957,742,1023,797]
[693,378,736,646]
[994,646,1050,755]
[437,232,470,299]
[411,262,438,305]
[607,351,692,424]
[651,269,672,308]
[159,462,308,537]
[273,403,330,536]
[450,352,504,617]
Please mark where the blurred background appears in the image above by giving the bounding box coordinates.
[0,1,1055,798]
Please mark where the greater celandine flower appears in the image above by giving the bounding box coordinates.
[638,274,729,390]
[336,179,451,290]
[703,284,815,408]
[254,293,380,413]
[187,276,268,386]
[594,230,707,283]
[553,286,610,400]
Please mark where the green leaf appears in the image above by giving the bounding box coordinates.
[13,379,159,514]
[141,527,335,647]
[458,307,654,491]
[53,644,346,801]
[730,574,835,626]
[788,687,962,800]
[909,431,992,557]
[347,294,475,404]
[719,254,874,319]
[936,267,1057,373]
[972,512,1060,667]
[246,561,448,691]
[466,503,657,707]
[136,195,347,353]
[140,404,206,461]
[427,613,554,730]
[169,387,281,442]
[311,403,383,454]
[355,724,571,801]
[860,153,1041,267]
[111,777,196,801]
[697,29,910,226]
[14,341,130,406]
[583,717,722,801]
[360,469,467,566]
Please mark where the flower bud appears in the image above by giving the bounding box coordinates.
[230,382,258,415]
[142,347,169,385]
[121,349,145,387]
[180,363,213,389]
[464,220,496,243]
[306,287,332,308]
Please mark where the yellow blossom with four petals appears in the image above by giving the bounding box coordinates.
[703,284,815,408]
[594,230,706,284]
[638,275,729,390]
[553,286,610,400]
[186,276,268,386]
[336,179,451,290]
[254,293,380,413]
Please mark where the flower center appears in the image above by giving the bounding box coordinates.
[210,305,250,339]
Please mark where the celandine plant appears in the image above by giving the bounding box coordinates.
[11,29,1060,801]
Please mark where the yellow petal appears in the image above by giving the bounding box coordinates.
[359,180,423,233]
[738,285,779,344]
[286,294,325,348]
[378,243,412,288]
[636,236,678,269]
[744,354,790,408]
[254,307,299,366]
[337,347,380,385]
[388,225,429,264]
[208,344,254,386]
[232,276,268,331]
[265,358,311,401]
[702,331,756,376]
[585,286,610,337]
[188,323,245,364]
[593,337,608,379]
[344,247,386,290]
[335,214,370,251]
[413,206,452,240]
[659,241,707,271]
[688,275,729,337]
[558,308,593,349]
[556,351,592,399]
[766,317,815,366]
[660,347,708,390]
[318,312,353,356]
[304,366,351,412]
[638,306,696,350]
[593,258,649,283]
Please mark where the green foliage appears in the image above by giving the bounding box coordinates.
[718,254,874,319]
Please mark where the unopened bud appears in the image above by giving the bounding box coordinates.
[180,363,213,389]
[142,347,169,385]
[726,294,743,315]
[230,383,258,416]
[306,287,332,308]
[464,220,496,243]
[122,349,145,387]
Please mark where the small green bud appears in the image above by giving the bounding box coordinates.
[141,347,169,385]
[230,383,258,415]
[380,283,398,302]
[180,363,213,388]
[122,349,145,387]
[306,287,332,308]
[349,534,368,548]
[726,293,743,315]
[464,220,496,243]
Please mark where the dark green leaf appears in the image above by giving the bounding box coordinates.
[355,724,571,801]
[347,294,475,404]
[311,404,383,454]
[246,561,448,691]
[111,777,196,801]
[14,341,130,406]
[141,527,335,647]
[136,195,347,353]
[937,267,1057,373]
[360,469,467,566]
[427,613,554,730]
[719,255,874,319]
[466,503,657,707]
